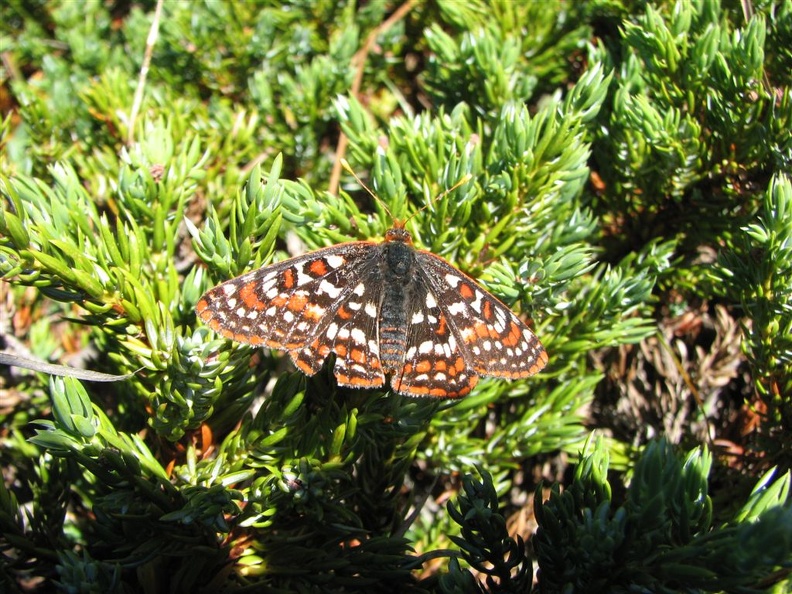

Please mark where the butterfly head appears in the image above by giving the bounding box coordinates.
[384,226,413,245]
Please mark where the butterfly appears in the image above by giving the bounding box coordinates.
[197,169,547,398]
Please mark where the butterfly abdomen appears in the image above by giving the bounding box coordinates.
[378,239,415,372]
[379,290,409,373]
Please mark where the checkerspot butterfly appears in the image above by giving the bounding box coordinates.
[197,167,547,398]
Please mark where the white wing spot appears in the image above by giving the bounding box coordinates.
[326,255,345,268]
[448,335,457,350]
[296,268,315,286]
[353,283,365,296]
[364,302,378,318]
[348,301,362,311]
[351,328,366,344]
[306,303,325,319]
[426,292,438,308]
[411,311,425,324]
[318,279,343,298]
[469,291,484,313]
[418,340,433,354]
[447,301,466,315]
[445,273,461,287]
[326,322,339,340]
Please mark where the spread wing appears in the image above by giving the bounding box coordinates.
[390,279,478,398]
[412,251,547,383]
[197,242,384,381]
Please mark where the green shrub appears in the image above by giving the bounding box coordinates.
[1,0,789,592]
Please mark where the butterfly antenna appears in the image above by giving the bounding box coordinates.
[340,158,395,221]
[403,171,474,227]
[340,158,473,226]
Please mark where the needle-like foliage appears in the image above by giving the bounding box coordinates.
[1,1,790,592]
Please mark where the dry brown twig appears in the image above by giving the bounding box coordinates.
[127,0,164,146]
[328,1,418,196]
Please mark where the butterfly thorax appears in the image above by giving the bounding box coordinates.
[382,230,414,277]
[378,229,418,372]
